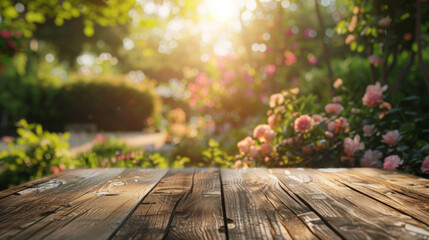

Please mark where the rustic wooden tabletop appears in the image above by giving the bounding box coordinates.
[0,168,428,240]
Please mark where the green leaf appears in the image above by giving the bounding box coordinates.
[412,43,418,52]
[400,13,410,20]
[403,95,420,102]
[396,145,409,152]
[208,139,219,148]
[350,41,357,51]
[4,6,18,19]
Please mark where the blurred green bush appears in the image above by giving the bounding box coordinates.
[0,120,74,189]
[54,75,161,131]
[0,72,161,132]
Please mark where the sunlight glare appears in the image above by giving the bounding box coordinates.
[203,0,240,22]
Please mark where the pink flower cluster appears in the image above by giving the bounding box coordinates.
[362,82,388,107]
[236,122,278,166]
[360,150,382,168]
[383,155,402,170]
[382,130,401,146]
[422,156,429,174]
[325,103,344,115]
[294,115,314,133]
[93,133,109,144]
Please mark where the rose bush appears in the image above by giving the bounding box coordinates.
[235,80,429,177]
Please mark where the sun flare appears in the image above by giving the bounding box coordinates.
[201,0,241,22]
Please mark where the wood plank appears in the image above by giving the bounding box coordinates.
[321,169,429,225]
[0,169,77,199]
[12,168,168,240]
[0,168,124,239]
[111,169,195,240]
[272,168,429,240]
[250,168,341,240]
[165,169,225,240]
[352,168,429,197]
[221,168,292,240]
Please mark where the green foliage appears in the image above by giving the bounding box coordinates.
[201,139,234,167]
[234,82,429,176]
[0,120,74,189]
[0,0,135,37]
[53,75,160,131]
[0,71,161,131]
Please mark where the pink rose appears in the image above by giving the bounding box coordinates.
[265,64,276,76]
[312,114,323,122]
[281,138,293,145]
[328,117,349,134]
[264,129,276,143]
[351,108,360,114]
[302,146,313,155]
[332,96,342,103]
[343,135,364,157]
[294,115,314,133]
[345,34,356,44]
[360,150,382,168]
[383,155,402,170]
[366,82,388,93]
[333,78,343,89]
[382,130,401,146]
[50,166,61,174]
[368,55,384,65]
[1,136,15,143]
[362,90,383,107]
[259,143,273,155]
[289,88,300,95]
[0,30,11,38]
[268,115,280,129]
[421,156,429,174]
[234,160,243,168]
[237,136,255,154]
[253,124,270,139]
[269,93,284,108]
[363,125,374,137]
[325,131,334,138]
[93,133,108,144]
[378,17,391,26]
[379,102,392,110]
[274,106,285,114]
[252,124,276,143]
[328,122,337,132]
[249,146,259,158]
[325,103,344,115]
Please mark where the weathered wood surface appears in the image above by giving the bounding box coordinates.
[0,168,428,240]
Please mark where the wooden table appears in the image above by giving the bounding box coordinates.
[0,168,428,240]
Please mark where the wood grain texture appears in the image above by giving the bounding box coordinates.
[353,168,429,197]
[0,169,77,199]
[0,168,124,239]
[112,169,195,240]
[0,168,428,240]
[221,168,292,240]
[250,168,341,240]
[322,169,429,225]
[165,169,225,240]
[272,168,429,240]
[12,168,167,240]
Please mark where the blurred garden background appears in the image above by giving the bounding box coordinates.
[0,0,428,189]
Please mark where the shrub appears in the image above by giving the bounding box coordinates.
[234,81,429,177]
[0,120,74,189]
[54,75,161,131]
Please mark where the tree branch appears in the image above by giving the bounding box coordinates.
[314,0,335,92]
[416,0,429,90]
[393,50,415,93]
